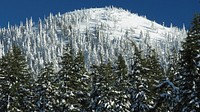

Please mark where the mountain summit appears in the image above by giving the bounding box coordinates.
[0,7,186,73]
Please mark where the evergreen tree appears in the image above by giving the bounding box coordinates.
[33,62,56,111]
[143,46,164,108]
[112,54,129,111]
[55,44,74,111]
[57,44,89,111]
[154,79,178,111]
[72,50,90,111]
[88,61,115,111]
[152,49,179,111]
[128,41,149,112]
[0,54,10,111]
[176,14,200,111]
[0,45,31,111]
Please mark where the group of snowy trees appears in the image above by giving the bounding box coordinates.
[0,14,199,112]
[0,42,162,111]
[0,7,186,75]
[0,8,199,111]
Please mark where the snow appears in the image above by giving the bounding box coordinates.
[71,7,173,41]
[0,7,187,73]
[156,79,178,91]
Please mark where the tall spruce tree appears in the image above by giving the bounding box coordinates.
[57,44,89,111]
[0,45,31,111]
[73,50,90,111]
[176,14,200,111]
[152,49,179,111]
[128,41,149,112]
[33,62,56,111]
[88,61,115,111]
[143,46,164,108]
[112,54,129,111]
[55,44,74,111]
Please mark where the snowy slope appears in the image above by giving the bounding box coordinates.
[69,7,184,40]
[0,7,187,74]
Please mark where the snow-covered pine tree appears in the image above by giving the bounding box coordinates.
[154,79,178,111]
[112,54,129,111]
[127,41,149,112]
[88,61,115,111]
[72,50,90,111]
[0,45,31,111]
[175,14,200,111]
[152,47,179,111]
[33,62,56,111]
[0,54,10,111]
[55,44,74,111]
[56,44,90,111]
[143,45,164,109]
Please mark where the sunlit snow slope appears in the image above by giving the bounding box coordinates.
[0,7,187,74]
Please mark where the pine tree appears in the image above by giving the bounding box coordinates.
[176,14,200,111]
[143,46,164,108]
[55,44,74,111]
[0,45,31,111]
[57,44,89,111]
[88,61,115,111]
[152,49,179,111]
[128,41,149,112]
[88,64,101,111]
[0,54,10,111]
[112,54,129,111]
[33,62,56,111]
[154,79,178,111]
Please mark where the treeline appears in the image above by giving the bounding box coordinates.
[0,15,199,112]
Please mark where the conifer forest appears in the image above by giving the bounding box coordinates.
[0,7,200,111]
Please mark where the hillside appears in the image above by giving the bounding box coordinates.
[0,7,187,74]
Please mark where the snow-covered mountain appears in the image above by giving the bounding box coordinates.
[0,6,187,74]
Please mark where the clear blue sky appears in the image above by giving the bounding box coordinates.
[0,0,199,29]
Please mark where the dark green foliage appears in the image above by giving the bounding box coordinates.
[175,14,200,111]
[88,61,115,111]
[128,41,150,112]
[33,62,56,111]
[152,49,179,111]
[56,44,90,111]
[55,44,74,111]
[112,54,129,111]
[144,46,164,107]
[0,45,31,111]
[154,79,178,112]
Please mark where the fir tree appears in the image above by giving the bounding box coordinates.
[33,62,56,111]
[176,14,200,111]
[143,46,164,108]
[55,44,74,111]
[112,54,129,111]
[57,44,89,111]
[0,45,31,111]
[88,61,115,111]
[128,41,149,112]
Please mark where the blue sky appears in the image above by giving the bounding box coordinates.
[0,0,199,29]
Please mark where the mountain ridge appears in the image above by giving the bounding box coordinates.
[0,7,187,74]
